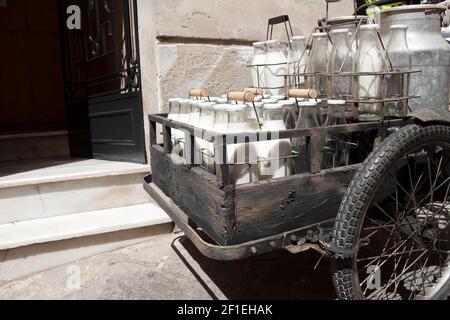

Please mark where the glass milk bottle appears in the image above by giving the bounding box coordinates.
[197,102,217,171]
[264,40,288,96]
[172,99,192,157]
[226,105,258,185]
[385,25,411,118]
[187,99,205,127]
[251,42,267,89]
[258,103,292,180]
[168,98,182,155]
[168,98,182,121]
[322,100,351,169]
[280,99,298,130]
[355,24,389,122]
[262,98,279,105]
[246,102,264,131]
[293,101,321,174]
[288,36,308,86]
[307,33,329,99]
[328,29,353,117]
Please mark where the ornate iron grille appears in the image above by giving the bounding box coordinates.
[63,0,141,102]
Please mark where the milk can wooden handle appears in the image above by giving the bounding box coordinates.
[243,87,264,96]
[288,89,318,99]
[228,91,255,102]
[189,88,209,98]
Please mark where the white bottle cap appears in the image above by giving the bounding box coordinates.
[189,99,205,105]
[263,103,284,110]
[248,102,264,108]
[299,101,318,107]
[227,105,247,112]
[328,100,347,105]
[213,104,230,111]
[262,98,279,104]
[280,100,296,106]
[214,97,229,104]
[312,32,328,37]
[199,102,216,108]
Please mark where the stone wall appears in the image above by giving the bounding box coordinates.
[137,0,355,157]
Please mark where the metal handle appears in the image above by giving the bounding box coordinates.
[243,87,264,96]
[288,89,318,99]
[266,15,294,49]
[189,88,209,98]
[228,91,255,102]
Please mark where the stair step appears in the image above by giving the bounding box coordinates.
[0,203,172,251]
[0,131,70,162]
[0,157,150,189]
[0,158,152,224]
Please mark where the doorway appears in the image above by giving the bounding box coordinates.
[0,0,147,164]
[0,0,66,135]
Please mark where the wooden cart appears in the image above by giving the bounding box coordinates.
[144,110,450,300]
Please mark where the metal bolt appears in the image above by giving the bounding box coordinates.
[290,234,298,244]
[269,241,278,248]
[250,246,258,255]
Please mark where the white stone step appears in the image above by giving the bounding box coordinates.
[0,203,172,251]
[0,158,152,224]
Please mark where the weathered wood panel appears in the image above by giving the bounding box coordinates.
[151,145,359,246]
[151,145,234,244]
[233,165,359,244]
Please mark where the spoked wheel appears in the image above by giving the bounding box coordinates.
[332,125,450,300]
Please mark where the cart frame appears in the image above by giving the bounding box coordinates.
[144,113,415,261]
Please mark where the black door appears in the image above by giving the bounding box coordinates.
[61,0,147,164]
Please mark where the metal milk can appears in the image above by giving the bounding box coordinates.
[380,4,450,111]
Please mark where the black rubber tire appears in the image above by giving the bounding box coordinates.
[331,124,450,300]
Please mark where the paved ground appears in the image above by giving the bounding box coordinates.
[0,233,336,300]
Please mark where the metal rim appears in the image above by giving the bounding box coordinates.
[380,4,447,15]
[354,141,450,300]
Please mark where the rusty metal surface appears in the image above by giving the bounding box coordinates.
[409,109,450,124]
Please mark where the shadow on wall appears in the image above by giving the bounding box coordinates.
[171,236,336,300]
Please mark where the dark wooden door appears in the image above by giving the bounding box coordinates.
[61,0,146,163]
[0,0,66,135]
